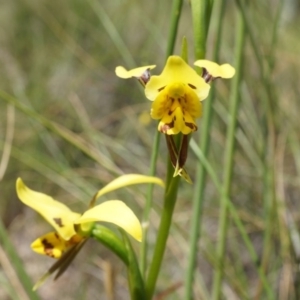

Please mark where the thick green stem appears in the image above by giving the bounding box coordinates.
[212,10,245,300]
[122,230,146,300]
[146,173,180,299]
[146,135,181,299]
[92,224,129,265]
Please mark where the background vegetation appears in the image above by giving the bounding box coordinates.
[0,0,300,299]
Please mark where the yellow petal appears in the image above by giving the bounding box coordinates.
[115,65,156,78]
[95,174,164,200]
[157,113,179,135]
[150,82,202,135]
[194,60,235,78]
[75,200,142,242]
[150,89,171,119]
[31,232,72,258]
[145,56,210,101]
[16,178,80,240]
[182,111,198,134]
[151,83,202,122]
[182,87,203,117]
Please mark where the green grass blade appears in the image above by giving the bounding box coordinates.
[0,219,40,300]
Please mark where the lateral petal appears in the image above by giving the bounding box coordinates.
[115,65,156,78]
[75,200,142,242]
[94,174,164,200]
[194,60,235,78]
[16,178,80,240]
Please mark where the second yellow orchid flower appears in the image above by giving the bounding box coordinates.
[16,174,164,289]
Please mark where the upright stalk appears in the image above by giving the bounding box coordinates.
[184,0,224,298]
[146,172,180,299]
[143,0,184,297]
[140,0,183,277]
[212,10,245,300]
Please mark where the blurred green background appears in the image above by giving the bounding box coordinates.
[1,0,300,299]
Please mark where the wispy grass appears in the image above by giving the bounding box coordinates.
[1,0,300,299]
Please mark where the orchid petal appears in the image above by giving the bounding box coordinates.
[95,174,164,200]
[75,200,142,241]
[16,178,80,240]
[194,60,235,78]
[115,65,156,79]
[145,56,210,101]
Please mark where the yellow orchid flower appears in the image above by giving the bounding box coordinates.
[116,56,210,135]
[16,175,164,259]
[146,56,210,135]
[194,60,235,83]
[115,56,234,180]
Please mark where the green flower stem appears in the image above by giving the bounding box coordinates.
[94,225,146,299]
[146,134,181,299]
[212,10,245,300]
[91,224,129,265]
[146,172,180,299]
[122,230,146,300]
[184,0,223,298]
[140,0,183,281]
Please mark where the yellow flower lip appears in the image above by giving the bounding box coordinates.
[194,60,235,79]
[144,56,210,136]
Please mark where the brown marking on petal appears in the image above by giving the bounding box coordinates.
[42,238,55,257]
[202,68,208,78]
[55,233,60,240]
[158,86,166,92]
[188,83,196,89]
[185,122,198,131]
[168,110,172,116]
[139,69,151,85]
[160,120,174,134]
[53,218,64,227]
[201,68,214,83]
